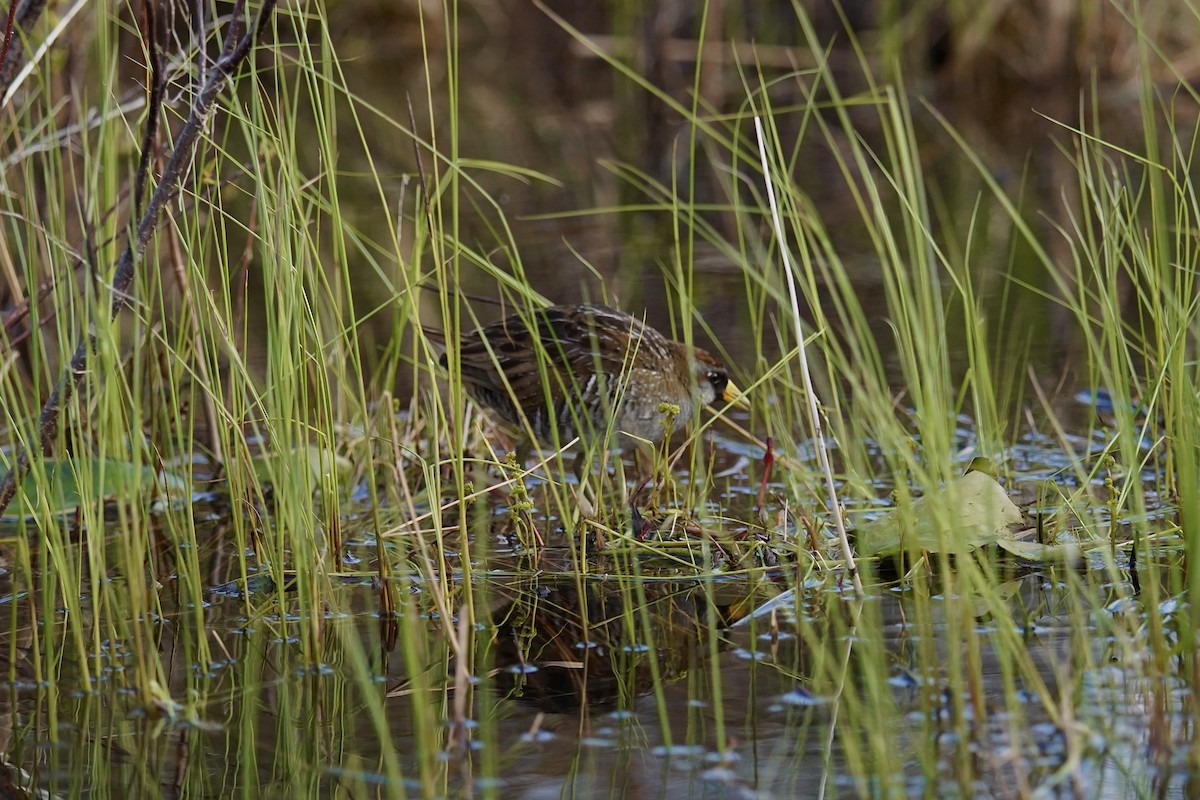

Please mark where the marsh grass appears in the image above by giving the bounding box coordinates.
[0,0,1196,797]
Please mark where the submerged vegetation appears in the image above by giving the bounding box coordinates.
[0,0,1197,797]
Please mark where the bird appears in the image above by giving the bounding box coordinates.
[439,304,740,448]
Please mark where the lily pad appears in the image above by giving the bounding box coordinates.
[4,458,192,520]
[994,538,1082,564]
[856,471,1025,557]
[250,446,352,488]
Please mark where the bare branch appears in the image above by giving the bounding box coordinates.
[0,0,279,516]
[0,0,49,105]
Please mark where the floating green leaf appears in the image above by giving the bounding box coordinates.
[856,471,1025,557]
[994,538,1083,564]
[3,458,192,520]
[250,445,352,488]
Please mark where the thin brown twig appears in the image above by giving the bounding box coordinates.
[0,1,19,82]
[0,158,255,359]
[405,93,437,249]
[0,0,48,103]
[132,0,165,216]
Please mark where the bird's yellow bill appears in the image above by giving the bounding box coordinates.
[723,382,750,408]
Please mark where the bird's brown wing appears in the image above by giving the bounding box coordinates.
[452,305,652,430]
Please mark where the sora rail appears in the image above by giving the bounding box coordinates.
[442,304,739,445]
